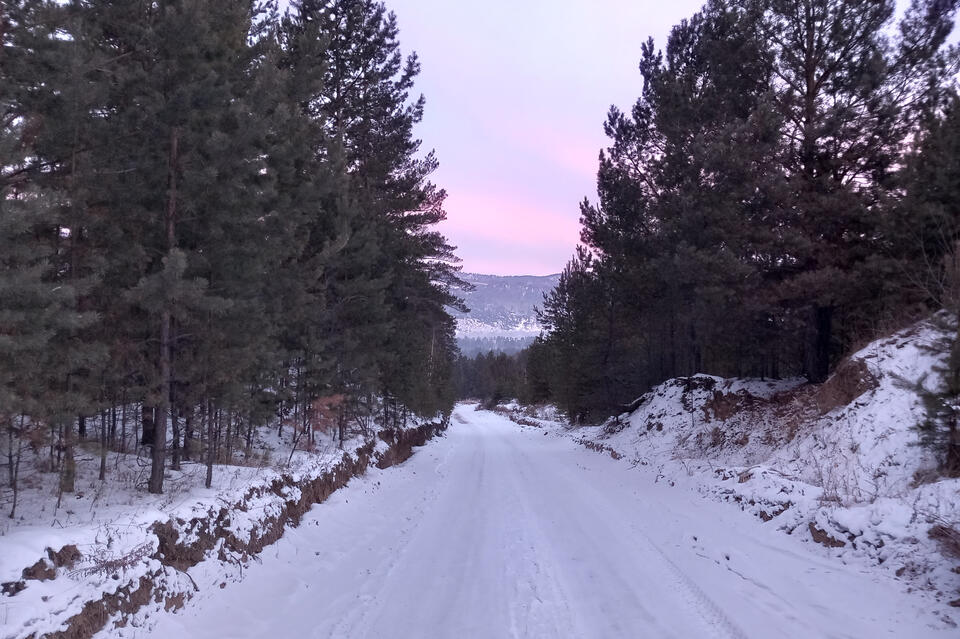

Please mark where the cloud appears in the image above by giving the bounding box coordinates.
[502,119,602,182]
[441,190,580,275]
[443,190,580,245]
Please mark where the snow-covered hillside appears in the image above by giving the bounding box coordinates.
[503,317,960,610]
[451,273,559,355]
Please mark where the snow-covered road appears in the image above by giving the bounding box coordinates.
[144,405,950,639]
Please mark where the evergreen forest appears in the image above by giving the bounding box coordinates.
[516,0,960,437]
[1,0,464,504]
[4,2,960,635]
[6,0,960,508]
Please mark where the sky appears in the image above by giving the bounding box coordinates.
[386,0,706,276]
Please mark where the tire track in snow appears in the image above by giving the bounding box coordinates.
[498,418,747,639]
[325,441,485,639]
[633,527,749,639]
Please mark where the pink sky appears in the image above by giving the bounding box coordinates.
[388,0,706,275]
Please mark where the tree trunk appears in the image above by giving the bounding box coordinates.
[60,420,76,494]
[225,412,234,465]
[669,312,677,378]
[948,319,960,476]
[171,404,181,471]
[307,402,314,446]
[184,407,193,462]
[109,403,117,447]
[215,408,223,464]
[98,409,107,481]
[205,401,215,489]
[7,416,23,519]
[141,405,155,447]
[120,398,127,454]
[806,305,832,384]
[149,126,180,494]
[48,424,56,473]
[5,418,14,489]
[601,297,616,412]
[149,309,171,494]
[949,408,960,476]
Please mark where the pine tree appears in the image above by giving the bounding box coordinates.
[757,0,959,381]
[286,0,465,422]
[894,94,960,475]
[3,0,112,494]
[537,249,611,421]
[564,0,782,417]
[1,2,101,507]
[67,0,283,493]
[536,0,959,423]
[2,0,461,509]
[519,339,552,405]
[895,92,960,304]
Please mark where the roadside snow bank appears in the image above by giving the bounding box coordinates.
[0,420,446,639]
[505,318,960,610]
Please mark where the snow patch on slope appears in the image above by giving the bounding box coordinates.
[455,316,543,339]
[513,317,960,611]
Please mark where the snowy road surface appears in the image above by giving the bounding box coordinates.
[145,405,950,639]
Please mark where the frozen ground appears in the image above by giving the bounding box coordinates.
[138,405,951,639]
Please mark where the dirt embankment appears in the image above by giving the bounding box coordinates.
[696,358,879,449]
[3,420,446,639]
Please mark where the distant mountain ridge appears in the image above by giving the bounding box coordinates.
[450,273,560,355]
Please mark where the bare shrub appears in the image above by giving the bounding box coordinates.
[70,542,154,580]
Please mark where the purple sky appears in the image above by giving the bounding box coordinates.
[387,0,706,275]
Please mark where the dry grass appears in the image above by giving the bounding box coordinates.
[71,542,154,579]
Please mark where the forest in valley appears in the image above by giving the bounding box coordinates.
[0,0,465,513]
[458,0,960,472]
